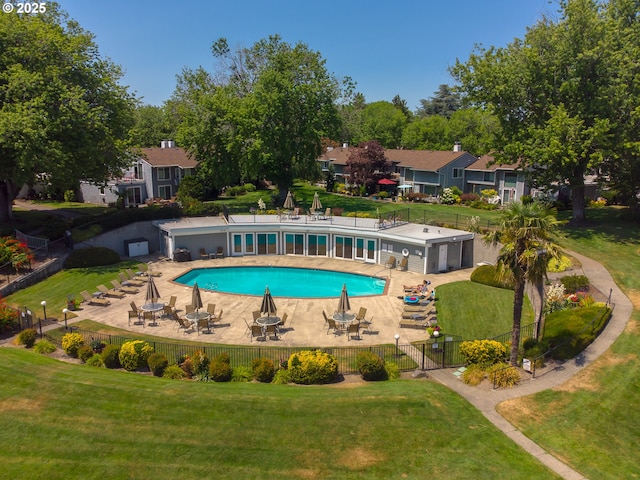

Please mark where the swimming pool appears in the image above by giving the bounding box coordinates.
[173,266,387,298]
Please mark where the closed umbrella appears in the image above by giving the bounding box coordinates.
[337,283,351,315]
[145,275,161,304]
[283,191,295,209]
[311,192,322,211]
[191,282,203,313]
[260,286,277,317]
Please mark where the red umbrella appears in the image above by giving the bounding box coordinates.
[378,178,397,185]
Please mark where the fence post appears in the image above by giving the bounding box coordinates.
[442,340,446,368]
[421,342,425,370]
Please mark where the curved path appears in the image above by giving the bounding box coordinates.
[427,251,634,480]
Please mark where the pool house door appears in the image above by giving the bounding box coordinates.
[232,233,256,256]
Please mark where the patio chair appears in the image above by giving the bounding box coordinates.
[185,305,195,314]
[326,318,342,336]
[97,284,125,299]
[322,310,330,326]
[252,310,261,322]
[212,309,223,326]
[277,312,288,334]
[355,307,367,322]
[199,248,210,260]
[361,315,374,335]
[118,272,143,288]
[290,207,300,219]
[80,290,111,307]
[142,311,155,326]
[321,207,331,219]
[178,316,195,334]
[207,303,216,317]
[397,257,408,271]
[347,322,360,341]
[126,269,147,283]
[265,324,279,340]
[167,295,177,309]
[112,279,139,295]
[384,256,396,269]
[128,302,141,326]
[197,317,211,335]
[214,246,224,259]
[162,304,176,319]
[250,324,264,342]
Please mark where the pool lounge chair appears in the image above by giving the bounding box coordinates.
[80,290,111,307]
[399,319,429,329]
[119,272,144,288]
[111,279,139,295]
[96,284,125,299]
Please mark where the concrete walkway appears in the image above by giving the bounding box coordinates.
[427,250,634,480]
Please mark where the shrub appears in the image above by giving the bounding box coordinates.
[287,350,338,385]
[459,340,508,367]
[544,305,612,359]
[17,328,37,348]
[101,344,121,368]
[384,361,400,380]
[86,355,105,368]
[0,295,19,334]
[162,364,186,380]
[209,358,233,382]
[470,264,514,289]
[33,339,56,354]
[462,364,486,386]
[179,355,194,378]
[252,357,276,383]
[77,345,95,363]
[560,274,590,294]
[543,283,570,314]
[191,350,210,377]
[63,247,120,269]
[147,352,169,377]
[522,337,537,351]
[548,254,573,273]
[118,340,154,371]
[231,365,253,382]
[488,363,521,388]
[62,332,85,357]
[460,193,480,204]
[272,369,290,384]
[90,339,106,354]
[356,351,387,381]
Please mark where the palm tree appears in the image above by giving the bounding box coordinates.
[484,201,562,366]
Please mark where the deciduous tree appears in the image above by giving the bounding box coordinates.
[345,140,392,195]
[0,6,136,223]
[451,0,631,223]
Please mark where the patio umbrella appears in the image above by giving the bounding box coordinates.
[283,191,295,209]
[260,286,277,317]
[337,283,351,315]
[377,178,397,185]
[398,184,413,190]
[311,192,323,211]
[191,282,203,313]
[145,275,161,304]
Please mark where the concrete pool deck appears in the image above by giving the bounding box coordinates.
[69,254,472,346]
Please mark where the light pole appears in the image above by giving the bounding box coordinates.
[394,333,400,357]
[62,308,69,329]
[40,300,47,321]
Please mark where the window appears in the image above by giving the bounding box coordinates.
[157,167,170,180]
[483,171,494,182]
[134,163,143,180]
[99,187,105,195]
[453,168,464,178]
[158,185,172,200]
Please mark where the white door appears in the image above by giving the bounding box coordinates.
[438,245,448,272]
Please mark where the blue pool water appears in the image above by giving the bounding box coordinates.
[174,266,387,298]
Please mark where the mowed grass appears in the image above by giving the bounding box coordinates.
[498,206,640,480]
[436,281,534,340]
[0,348,560,480]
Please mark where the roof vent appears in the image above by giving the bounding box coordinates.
[423,227,429,233]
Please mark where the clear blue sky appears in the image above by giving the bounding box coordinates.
[59,0,557,110]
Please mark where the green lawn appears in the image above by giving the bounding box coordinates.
[498,205,640,480]
[436,281,534,340]
[0,347,560,480]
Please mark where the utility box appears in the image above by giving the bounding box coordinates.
[124,238,149,257]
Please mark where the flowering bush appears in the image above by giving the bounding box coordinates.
[547,254,573,273]
[0,295,19,334]
[440,188,458,205]
[544,283,570,314]
[0,237,34,273]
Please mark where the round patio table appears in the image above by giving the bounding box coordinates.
[186,311,212,333]
[333,312,355,327]
[257,315,281,339]
[141,302,164,326]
